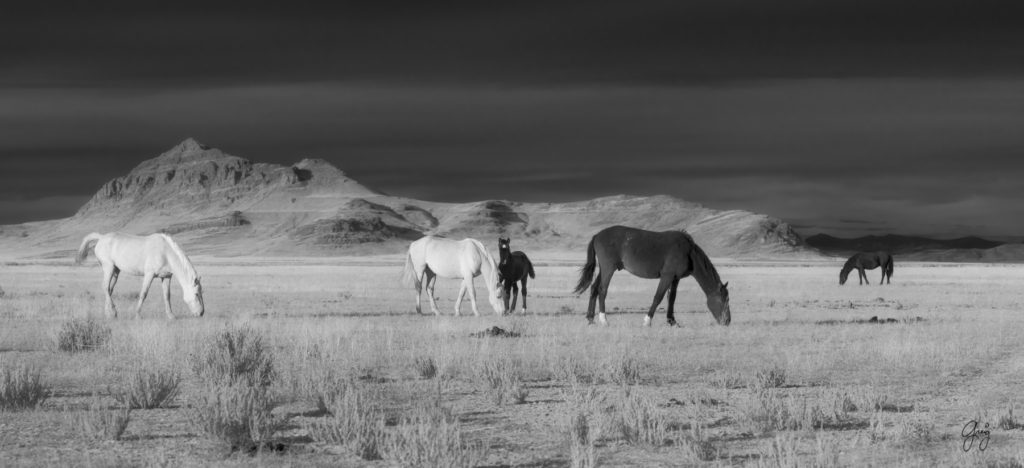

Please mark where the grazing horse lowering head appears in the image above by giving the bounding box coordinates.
[706,282,731,325]
[184,276,205,317]
[839,269,850,285]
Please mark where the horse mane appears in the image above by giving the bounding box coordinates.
[840,255,858,274]
[687,236,723,291]
[159,234,199,282]
[467,238,499,280]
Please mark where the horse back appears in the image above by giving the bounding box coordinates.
[593,226,691,278]
[98,233,172,275]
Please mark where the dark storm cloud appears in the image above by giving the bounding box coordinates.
[2,2,1024,236]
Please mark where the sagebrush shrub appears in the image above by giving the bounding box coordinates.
[111,366,181,409]
[413,356,437,380]
[54,317,111,353]
[0,361,48,410]
[189,383,284,452]
[753,365,787,390]
[190,326,274,387]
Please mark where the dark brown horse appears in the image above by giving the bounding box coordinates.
[497,237,535,313]
[573,226,730,327]
[839,252,893,285]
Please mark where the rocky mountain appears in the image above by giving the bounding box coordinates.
[0,139,816,259]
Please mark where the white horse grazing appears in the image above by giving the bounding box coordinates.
[75,233,205,319]
[401,236,506,316]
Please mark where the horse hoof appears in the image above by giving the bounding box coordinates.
[643,316,652,327]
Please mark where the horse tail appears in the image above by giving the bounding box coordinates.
[887,258,894,277]
[572,237,597,295]
[401,249,420,290]
[527,257,536,279]
[75,233,103,264]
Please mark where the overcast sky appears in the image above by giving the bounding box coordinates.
[3,1,1024,238]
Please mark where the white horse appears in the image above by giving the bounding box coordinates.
[401,236,506,316]
[75,232,205,319]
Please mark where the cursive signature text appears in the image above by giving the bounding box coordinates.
[961,420,991,452]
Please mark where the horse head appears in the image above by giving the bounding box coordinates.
[489,278,507,315]
[184,276,205,317]
[706,282,731,325]
[839,269,849,285]
[497,237,511,264]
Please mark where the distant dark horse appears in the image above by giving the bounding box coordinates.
[839,252,894,285]
[573,226,731,327]
[497,237,535,313]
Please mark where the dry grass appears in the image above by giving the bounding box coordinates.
[476,356,529,405]
[0,360,48,410]
[110,366,181,409]
[68,396,132,441]
[562,384,602,468]
[304,382,386,460]
[383,397,486,468]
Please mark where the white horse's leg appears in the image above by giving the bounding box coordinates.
[161,278,174,320]
[466,276,480,317]
[425,270,441,315]
[414,268,424,314]
[454,281,466,316]
[102,264,118,318]
[134,273,156,319]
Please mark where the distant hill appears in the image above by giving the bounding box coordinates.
[0,139,818,259]
[805,233,1024,262]
[806,233,1003,254]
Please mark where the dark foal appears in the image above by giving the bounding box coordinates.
[497,237,535,313]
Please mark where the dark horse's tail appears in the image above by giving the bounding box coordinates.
[526,257,536,279]
[886,258,894,277]
[573,237,597,295]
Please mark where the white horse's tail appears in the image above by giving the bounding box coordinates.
[401,249,420,289]
[75,232,103,264]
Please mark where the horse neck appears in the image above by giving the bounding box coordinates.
[473,241,499,291]
[161,235,197,287]
[689,244,722,297]
[841,257,857,273]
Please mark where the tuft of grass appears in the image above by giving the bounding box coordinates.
[554,355,597,386]
[188,383,285,453]
[602,354,641,386]
[562,385,601,468]
[413,356,437,380]
[54,317,111,353]
[69,396,132,441]
[739,389,835,434]
[999,405,1021,430]
[190,326,275,388]
[866,413,935,445]
[110,366,181,409]
[615,387,669,446]
[305,382,386,460]
[383,398,486,468]
[753,365,787,390]
[756,433,801,468]
[477,356,528,405]
[0,361,48,410]
[677,420,717,463]
[706,371,746,390]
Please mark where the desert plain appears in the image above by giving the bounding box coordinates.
[0,252,1022,467]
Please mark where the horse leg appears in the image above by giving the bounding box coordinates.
[425,270,441,315]
[161,278,174,319]
[587,280,600,324]
[861,268,869,285]
[510,282,519,312]
[666,277,681,327]
[465,276,480,317]
[134,273,156,319]
[414,267,425,314]
[102,264,118,318]
[454,281,466,316]
[644,276,673,327]
[503,281,513,312]
[520,277,528,313]
[597,269,615,326]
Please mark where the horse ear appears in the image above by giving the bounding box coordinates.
[722,282,729,289]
